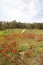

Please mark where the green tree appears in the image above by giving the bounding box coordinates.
[0,21,2,30]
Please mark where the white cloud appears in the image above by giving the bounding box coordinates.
[0,0,43,23]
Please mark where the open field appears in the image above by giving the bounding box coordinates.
[0,29,43,65]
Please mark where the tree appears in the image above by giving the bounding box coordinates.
[11,20,17,29]
[0,21,2,30]
[33,23,41,29]
[26,23,33,29]
[40,23,43,29]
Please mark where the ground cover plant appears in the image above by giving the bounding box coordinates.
[0,29,43,65]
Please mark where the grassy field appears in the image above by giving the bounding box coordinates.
[0,29,43,65]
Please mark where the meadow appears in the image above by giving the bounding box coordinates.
[0,29,43,65]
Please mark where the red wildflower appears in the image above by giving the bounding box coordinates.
[29,45,33,49]
[6,44,12,49]
[1,48,8,53]
[0,50,2,53]
[11,40,16,47]
[0,44,2,46]
[4,35,8,38]
[2,53,5,56]
[13,57,17,61]
[15,63,18,65]
[10,49,13,53]
[7,55,11,61]
[41,60,43,63]
[13,49,18,54]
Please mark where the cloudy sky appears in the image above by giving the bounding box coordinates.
[0,0,43,23]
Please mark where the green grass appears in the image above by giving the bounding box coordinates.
[0,29,43,65]
[0,29,43,36]
[23,29,43,34]
[0,29,43,49]
[0,29,23,36]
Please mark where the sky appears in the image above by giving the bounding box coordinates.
[0,0,43,23]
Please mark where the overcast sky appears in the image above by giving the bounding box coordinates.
[0,0,43,23]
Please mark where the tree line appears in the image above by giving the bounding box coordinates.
[0,20,43,30]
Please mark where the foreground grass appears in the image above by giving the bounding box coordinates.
[0,29,43,65]
[0,29,23,36]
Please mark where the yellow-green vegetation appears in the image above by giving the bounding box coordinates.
[0,29,43,65]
